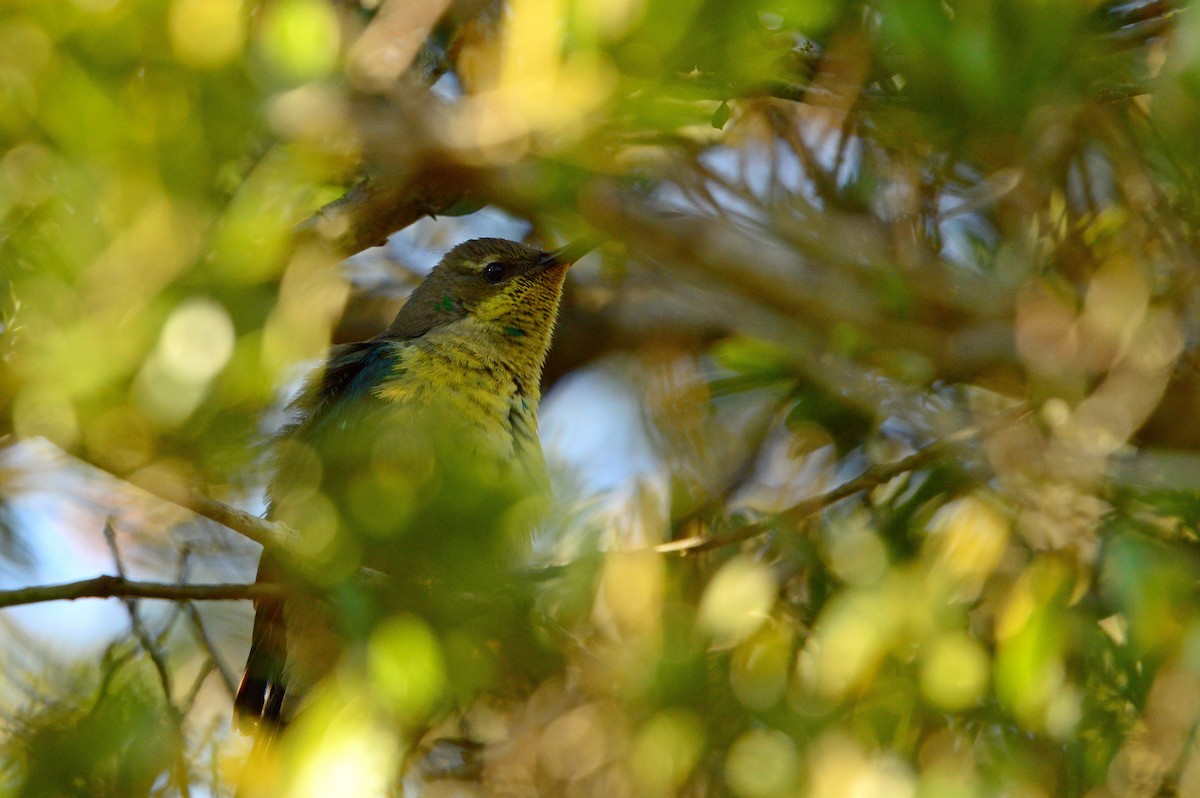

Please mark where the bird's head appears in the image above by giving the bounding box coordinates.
[386,238,572,347]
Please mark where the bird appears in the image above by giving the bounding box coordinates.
[234,237,575,733]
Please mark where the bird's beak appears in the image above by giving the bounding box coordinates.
[540,238,600,268]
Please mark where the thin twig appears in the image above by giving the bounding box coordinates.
[185,602,239,697]
[104,520,192,798]
[655,435,963,555]
[154,547,193,648]
[88,639,142,718]
[182,659,217,714]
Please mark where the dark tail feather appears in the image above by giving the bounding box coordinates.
[235,557,287,733]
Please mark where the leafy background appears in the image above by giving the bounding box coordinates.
[1,0,1198,796]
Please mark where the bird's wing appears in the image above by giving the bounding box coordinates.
[285,340,401,436]
[235,339,404,731]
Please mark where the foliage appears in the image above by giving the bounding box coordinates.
[1,0,1198,796]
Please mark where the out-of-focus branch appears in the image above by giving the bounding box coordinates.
[345,0,453,92]
[116,466,297,554]
[185,602,239,696]
[82,460,389,592]
[657,432,971,555]
[294,165,482,257]
[1097,0,1181,49]
[577,181,1018,379]
[103,521,192,798]
[0,575,280,610]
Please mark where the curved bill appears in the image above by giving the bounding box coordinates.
[540,237,603,267]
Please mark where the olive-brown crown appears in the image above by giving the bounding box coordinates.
[384,238,569,344]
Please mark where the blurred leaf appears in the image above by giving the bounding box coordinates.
[711,100,731,130]
[1101,523,1200,660]
[784,386,873,454]
[0,0,1198,795]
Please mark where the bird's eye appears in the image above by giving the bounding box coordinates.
[481,262,507,284]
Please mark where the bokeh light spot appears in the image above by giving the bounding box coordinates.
[730,622,793,710]
[828,515,888,585]
[725,728,800,798]
[698,555,776,644]
[259,0,341,83]
[367,616,446,721]
[283,689,399,798]
[925,494,1010,599]
[159,298,236,383]
[629,708,704,797]
[920,632,989,711]
[169,0,246,69]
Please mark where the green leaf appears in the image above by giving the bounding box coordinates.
[712,336,794,379]
[711,100,731,130]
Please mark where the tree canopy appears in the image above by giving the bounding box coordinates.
[1,1,1198,796]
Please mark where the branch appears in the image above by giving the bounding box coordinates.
[295,166,482,257]
[577,182,1018,380]
[0,575,282,610]
[655,435,964,555]
[185,602,239,696]
[103,520,192,798]
[345,0,453,91]
[117,466,298,554]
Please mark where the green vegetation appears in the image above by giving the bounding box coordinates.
[1,1,1197,796]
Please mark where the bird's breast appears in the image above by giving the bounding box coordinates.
[372,336,542,463]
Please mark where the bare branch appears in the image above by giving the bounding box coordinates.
[110,465,298,554]
[184,602,239,697]
[345,0,453,91]
[656,435,966,555]
[577,182,1019,379]
[182,659,218,714]
[0,575,281,610]
[103,520,191,798]
[295,162,481,257]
